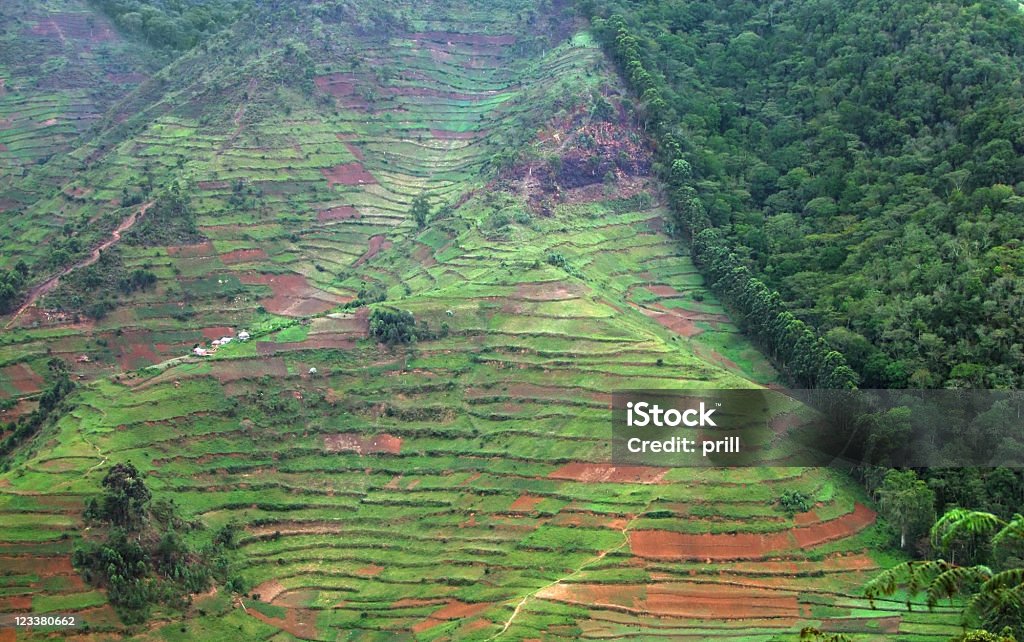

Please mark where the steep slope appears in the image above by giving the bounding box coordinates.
[0,0,157,189]
[0,1,962,640]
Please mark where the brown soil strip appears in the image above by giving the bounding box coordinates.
[548,463,669,484]
[538,582,799,620]
[352,235,392,267]
[412,600,494,633]
[2,363,44,395]
[631,503,876,560]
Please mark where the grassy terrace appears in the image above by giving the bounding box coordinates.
[0,1,963,640]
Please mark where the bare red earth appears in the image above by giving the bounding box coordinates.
[509,494,544,511]
[630,503,876,560]
[353,235,392,267]
[322,162,377,187]
[549,463,669,484]
[220,248,268,265]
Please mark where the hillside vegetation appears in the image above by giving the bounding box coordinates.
[582,0,1024,389]
[0,0,1011,640]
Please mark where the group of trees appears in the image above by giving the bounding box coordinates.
[0,260,29,314]
[125,188,203,247]
[45,248,157,320]
[591,13,858,389]
[91,0,249,50]
[76,463,238,623]
[369,307,424,346]
[583,0,1024,388]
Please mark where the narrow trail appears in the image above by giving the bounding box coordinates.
[487,499,655,640]
[5,200,154,329]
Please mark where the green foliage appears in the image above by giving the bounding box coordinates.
[865,509,1024,637]
[75,463,233,623]
[90,0,250,50]
[411,193,431,229]
[369,307,418,345]
[587,13,857,389]
[875,469,935,550]
[776,490,812,516]
[45,248,156,319]
[125,189,203,247]
[0,360,75,465]
[584,0,1024,387]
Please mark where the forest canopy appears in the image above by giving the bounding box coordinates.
[581,0,1024,389]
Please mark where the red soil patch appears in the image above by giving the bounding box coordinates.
[794,510,820,526]
[538,582,799,620]
[509,494,544,511]
[1,363,44,395]
[631,503,876,560]
[549,463,668,484]
[0,143,7,152]
[324,433,402,455]
[412,243,437,267]
[354,564,384,577]
[352,235,392,267]
[0,595,31,611]
[431,128,478,140]
[201,326,235,340]
[317,206,361,222]
[793,503,876,548]
[412,601,493,633]
[770,411,805,435]
[167,241,216,258]
[118,339,160,370]
[315,73,357,97]
[220,248,268,265]
[238,272,348,317]
[322,162,376,187]
[408,31,516,46]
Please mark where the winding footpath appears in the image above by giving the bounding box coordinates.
[5,200,154,329]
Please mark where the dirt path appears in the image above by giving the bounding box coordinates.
[487,499,653,640]
[5,200,153,329]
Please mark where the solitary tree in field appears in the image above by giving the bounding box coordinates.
[411,193,430,229]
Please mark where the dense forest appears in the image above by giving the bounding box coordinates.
[581,0,1024,389]
[89,0,248,50]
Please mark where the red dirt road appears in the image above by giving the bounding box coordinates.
[5,201,153,329]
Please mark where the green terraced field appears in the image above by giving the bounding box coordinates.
[0,1,966,640]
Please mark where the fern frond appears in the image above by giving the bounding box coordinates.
[931,509,1004,550]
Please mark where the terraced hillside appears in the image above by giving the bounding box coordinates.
[0,1,963,640]
[0,0,156,189]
